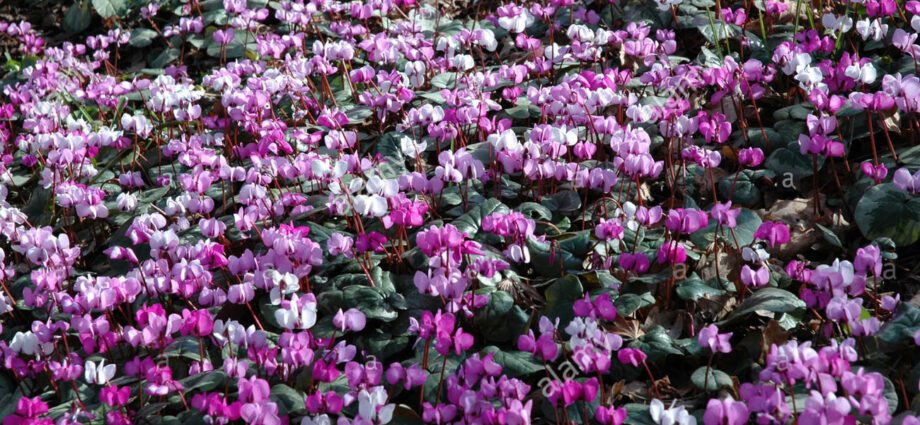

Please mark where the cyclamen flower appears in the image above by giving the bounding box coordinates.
[738,147,764,167]
[649,399,696,425]
[619,252,651,273]
[755,221,790,247]
[861,161,888,183]
[617,347,647,367]
[740,264,770,287]
[703,396,749,425]
[710,202,740,228]
[657,241,687,264]
[275,294,318,330]
[698,324,732,353]
[893,167,920,194]
[84,359,116,385]
[596,406,627,425]
[333,308,367,332]
[665,208,709,234]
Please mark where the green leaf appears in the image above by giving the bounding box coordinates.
[528,231,591,278]
[271,384,306,415]
[624,403,656,425]
[718,170,762,207]
[92,0,126,17]
[877,303,920,345]
[691,207,761,247]
[64,1,93,34]
[481,346,543,377]
[615,292,656,316]
[815,223,844,249]
[474,291,529,342]
[318,286,398,322]
[356,330,410,361]
[180,370,228,393]
[430,72,459,89]
[691,366,733,391]
[150,48,180,68]
[542,275,583,327]
[516,202,552,221]
[743,127,783,150]
[540,190,582,214]
[453,198,509,236]
[855,184,920,247]
[676,277,728,301]
[766,147,823,180]
[632,326,682,360]
[206,30,252,58]
[130,28,159,48]
[375,132,409,178]
[164,337,203,361]
[720,288,806,326]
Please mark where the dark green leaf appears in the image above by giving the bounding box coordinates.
[855,184,920,247]
[92,0,126,18]
[64,1,93,34]
[481,346,543,377]
[720,288,805,326]
[691,366,733,391]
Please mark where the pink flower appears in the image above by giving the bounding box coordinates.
[617,347,647,367]
[755,221,790,247]
[698,324,732,353]
[738,147,764,167]
[710,201,740,228]
[596,406,627,425]
[657,241,687,264]
[333,308,367,332]
[703,396,749,425]
[620,252,651,273]
[740,264,770,287]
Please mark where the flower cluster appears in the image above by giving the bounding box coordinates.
[0,0,920,424]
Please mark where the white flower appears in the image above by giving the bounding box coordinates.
[855,18,887,42]
[451,54,475,71]
[475,29,497,52]
[655,0,682,11]
[275,294,317,330]
[117,192,138,212]
[399,136,428,158]
[844,62,877,85]
[794,65,824,89]
[267,270,300,305]
[9,331,53,356]
[405,61,427,88]
[742,245,771,263]
[497,11,534,33]
[358,387,396,424]
[366,176,399,197]
[353,194,389,218]
[649,399,697,425]
[301,414,332,425]
[821,13,853,37]
[84,359,117,385]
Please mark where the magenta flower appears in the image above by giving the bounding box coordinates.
[738,147,764,167]
[740,264,770,288]
[703,396,749,425]
[698,324,732,353]
[333,308,367,332]
[755,221,791,247]
[710,202,741,228]
[596,406,627,425]
[617,347,647,367]
[657,241,687,264]
[620,252,651,273]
